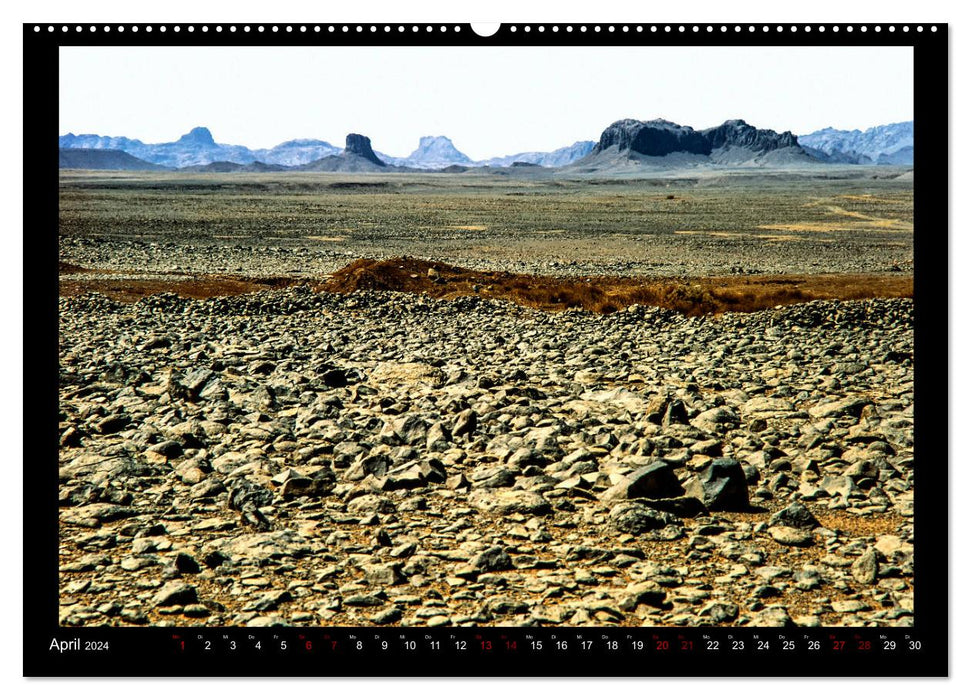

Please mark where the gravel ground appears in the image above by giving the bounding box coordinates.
[57,170,913,279]
[59,231,913,280]
[58,288,914,628]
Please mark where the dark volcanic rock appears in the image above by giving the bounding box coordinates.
[594,119,711,157]
[592,117,805,160]
[302,134,388,171]
[769,502,821,530]
[701,119,799,153]
[228,479,274,511]
[344,134,385,166]
[175,553,201,574]
[683,458,750,511]
[601,460,684,502]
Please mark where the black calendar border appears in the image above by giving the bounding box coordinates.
[23,22,949,678]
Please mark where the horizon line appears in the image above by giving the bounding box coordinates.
[58,117,915,158]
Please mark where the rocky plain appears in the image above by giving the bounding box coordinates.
[57,170,915,628]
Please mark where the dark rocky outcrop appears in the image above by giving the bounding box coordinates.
[588,117,809,164]
[344,133,386,166]
[297,133,392,172]
[595,119,711,157]
[701,119,800,152]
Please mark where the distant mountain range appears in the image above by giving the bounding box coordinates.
[58,119,913,172]
[59,127,343,169]
[58,127,592,171]
[798,122,913,165]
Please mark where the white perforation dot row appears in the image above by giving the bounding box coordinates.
[34,24,939,34]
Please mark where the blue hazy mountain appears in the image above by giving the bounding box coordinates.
[59,127,253,168]
[798,121,913,165]
[253,139,342,166]
[381,136,474,169]
[58,128,594,170]
[481,141,596,167]
[58,127,342,168]
[381,136,596,168]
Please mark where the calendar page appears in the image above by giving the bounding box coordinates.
[24,20,947,677]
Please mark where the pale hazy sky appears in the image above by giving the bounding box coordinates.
[59,45,913,160]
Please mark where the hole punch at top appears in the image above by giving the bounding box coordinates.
[471,22,501,37]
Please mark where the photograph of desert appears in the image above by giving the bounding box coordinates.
[56,45,915,628]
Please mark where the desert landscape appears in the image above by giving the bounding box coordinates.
[45,85,928,636]
[56,155,916,629]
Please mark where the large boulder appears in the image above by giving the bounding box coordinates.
[683,458,749,511]
[600,460,684,502]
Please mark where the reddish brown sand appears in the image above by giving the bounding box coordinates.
[60,256,912,317]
